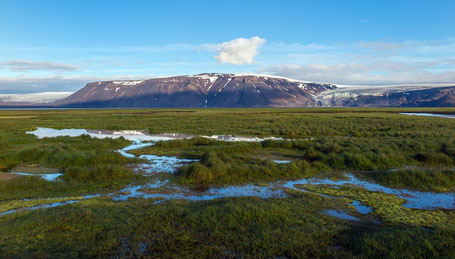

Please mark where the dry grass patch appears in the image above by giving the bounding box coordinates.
[10,164,62,174]
[0,172,19,181]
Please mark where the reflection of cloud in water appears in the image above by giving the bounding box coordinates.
[137,154,196,174]
[8,171,63,181]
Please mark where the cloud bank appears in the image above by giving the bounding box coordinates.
[260,38,455,85]
[262,63,455,85]
[0,60,79,72]
[0,75,153,94]
[215,36,266,65]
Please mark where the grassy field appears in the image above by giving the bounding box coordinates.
[0,108,454,257]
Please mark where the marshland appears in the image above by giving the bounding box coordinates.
[1,108,455,257]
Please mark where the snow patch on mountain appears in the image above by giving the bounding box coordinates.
[234,73,308,83]
[112,81,144,86]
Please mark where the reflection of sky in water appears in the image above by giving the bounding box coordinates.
[284,175,455,210]
[351,200,372,214]
[138,154,196,174]
[114,166,455,210]
[272,160,291,164]
[323,210,360,221]
[6,128,453,217]
[400,113,455,119]
[0,194,99,216]
[27,127,176,141]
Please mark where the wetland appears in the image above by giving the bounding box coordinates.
[1,108,455,257]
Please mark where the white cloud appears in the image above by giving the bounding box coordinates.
[0,60,79,72]
[0,75,156,94]
[215,36,266,65]
[261,63,455,85]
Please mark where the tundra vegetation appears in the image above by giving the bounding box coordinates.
[0,108,455,257]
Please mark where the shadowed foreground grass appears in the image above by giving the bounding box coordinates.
[0,191,454,258]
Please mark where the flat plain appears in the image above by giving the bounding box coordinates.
[1,108,455,257]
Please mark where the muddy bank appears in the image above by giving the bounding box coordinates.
[0,172,18,181]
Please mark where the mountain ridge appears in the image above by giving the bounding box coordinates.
[53,73,337,108]
[1,73,454,108]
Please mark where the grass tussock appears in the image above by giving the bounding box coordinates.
[136,135,455,187]
[366,168,455,191]
[175,150,319,186]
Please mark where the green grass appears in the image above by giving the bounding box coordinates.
[2,107,454,194]
[174,150,320,186]
[297,184,455,229]
[134,135,455,186]
[0,174,147,201]
[364,168,455,192]
[0,196,86,213]
[0,108,454,139]
[0,194,348,257]
[0,108,454,257]
[0,129,144,199]
[0,191,454,257]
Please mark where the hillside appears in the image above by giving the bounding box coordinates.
[53,73,336,108]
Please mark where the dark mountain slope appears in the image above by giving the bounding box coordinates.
[54,73,336,108]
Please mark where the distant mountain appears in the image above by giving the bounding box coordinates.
[1,74,454,108]
[53,73,336,108]
[0,92,73,107]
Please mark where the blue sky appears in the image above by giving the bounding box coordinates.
[0,0,454,93]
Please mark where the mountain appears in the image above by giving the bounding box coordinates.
[0,92,73,107]
[53,73,336,108]
[1,73,454,108]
